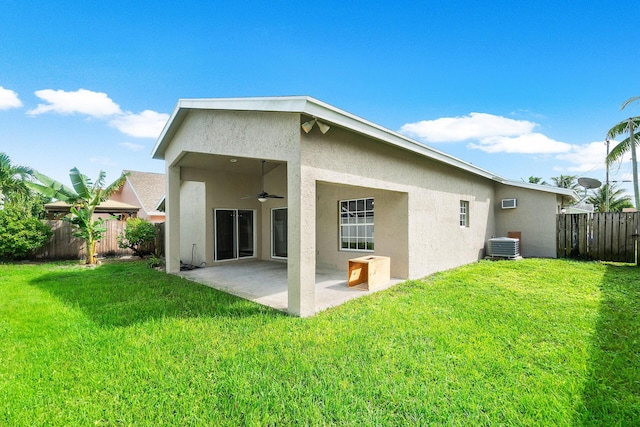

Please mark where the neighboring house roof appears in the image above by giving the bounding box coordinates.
[44,200,140,215]
[120,170,166,216]
[152,96,577,200]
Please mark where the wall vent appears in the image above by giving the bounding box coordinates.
[487,237,520,258]
[501,198,517,209]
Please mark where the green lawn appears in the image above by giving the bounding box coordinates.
[1,259,638,426]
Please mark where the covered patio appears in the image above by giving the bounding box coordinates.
[178,260,405,314]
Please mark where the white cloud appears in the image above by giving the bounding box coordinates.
[0,86,22,109]
[469,133,572,154]
[400,112,536,143]
[119,142,146,152]
[555,141,608,172]
[26,88,168,139]
[400,112,572,155]
[110,110,169,138]
[552,139,633,175]
[28,88,122,117]
[89,156,116,166]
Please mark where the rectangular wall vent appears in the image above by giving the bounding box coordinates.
[501,198,517,209]
[487,237,520,258]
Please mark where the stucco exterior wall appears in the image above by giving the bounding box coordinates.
[155,99,578,317]
[179,165,288,264]
[494,184,562,258]
[163,110,300,167]
[179,181,206,266]
[315,182,409,279]
[300,124,495,280]
[163,110,299,264]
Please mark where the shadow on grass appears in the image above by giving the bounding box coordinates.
[29,261,284,328]
[577,263,640,425]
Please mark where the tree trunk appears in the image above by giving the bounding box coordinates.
[86,239,98,265]
[630,119,639,209]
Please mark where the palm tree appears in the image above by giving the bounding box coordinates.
[587,183,633,212]
[606,96,640,209]
[26,168,127,264]
[527,176,548,185]
[551,175,578,190]
[0,152,33,207]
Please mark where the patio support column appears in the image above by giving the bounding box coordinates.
[287,163,316,317]
[165,165,181,273]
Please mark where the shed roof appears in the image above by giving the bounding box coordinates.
[44,199,140,214]
[152,96,576,199]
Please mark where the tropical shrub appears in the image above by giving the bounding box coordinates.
[117,217,157,257]
[0,206,52,260]
[26,168,127,264]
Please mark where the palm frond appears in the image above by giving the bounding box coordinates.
[93,170,107,192]
[606,116,640,140]
[26,170,77,201]
[69,168,92,200]
[606,117,640,166]
[101,171,129,201]
[621,96,640,111]
[606,136,635,165]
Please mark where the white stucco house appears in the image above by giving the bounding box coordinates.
[152,96,576,317]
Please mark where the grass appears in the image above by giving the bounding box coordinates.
[0,258,638,426]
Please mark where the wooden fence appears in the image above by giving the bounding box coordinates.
[33,220,165,260]
[557,212,639,263]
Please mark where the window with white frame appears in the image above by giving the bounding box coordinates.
[340,197,374,251]
[460,200,469,227]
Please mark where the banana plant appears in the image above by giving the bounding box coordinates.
[26,168,128,264]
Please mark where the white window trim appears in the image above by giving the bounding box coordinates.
[460,200,469,228]
[339,197,374,253]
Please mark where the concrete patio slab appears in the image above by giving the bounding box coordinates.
[178,260,405,314]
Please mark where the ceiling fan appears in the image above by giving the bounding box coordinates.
[244,160,284,202]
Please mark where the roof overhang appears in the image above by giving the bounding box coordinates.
[497,180,579,201]
[44,200,141,215]
[151,96,578,200]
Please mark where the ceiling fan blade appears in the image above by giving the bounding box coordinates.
[265,194,284,199]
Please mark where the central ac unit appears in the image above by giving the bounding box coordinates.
[487,237,520,258]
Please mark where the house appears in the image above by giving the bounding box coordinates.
[111,170,166,223]
[151,96,576,317]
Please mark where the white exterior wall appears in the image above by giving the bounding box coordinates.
[157,101,569,315]
[494,184,563,258]
[179,181,206,266]
[300,125,495,280]
[315,183,409,278]
[163,110,315,316]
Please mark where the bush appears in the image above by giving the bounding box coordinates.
[146,255,165,269]
[0,206,53,260]
[117,217,156,257]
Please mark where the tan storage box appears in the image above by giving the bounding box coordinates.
[348,256,390,291]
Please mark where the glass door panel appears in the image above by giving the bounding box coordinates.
[272,208,287,258]
[215,209,254,261]
[215,210,236,261]
[237,210,254,258]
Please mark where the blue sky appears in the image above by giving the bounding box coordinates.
[1,1,638,198]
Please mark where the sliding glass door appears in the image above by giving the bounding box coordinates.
[271,208,287,259]
[214,209,255,261]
